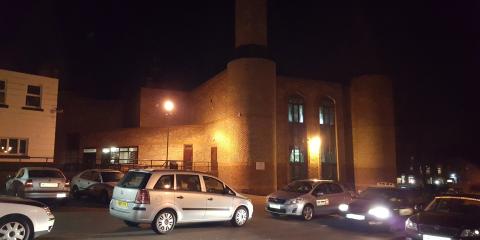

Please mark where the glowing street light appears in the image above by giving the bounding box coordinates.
[163,100,174,113]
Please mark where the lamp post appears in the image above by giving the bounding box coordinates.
[163,100,175,162]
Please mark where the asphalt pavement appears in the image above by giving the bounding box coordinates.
[36,195,405,240]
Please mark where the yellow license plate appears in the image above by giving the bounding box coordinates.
[117,200,128,208]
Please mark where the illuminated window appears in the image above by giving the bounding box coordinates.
[0,80,5,105]
[102,146,138,164]
[25,85,42,108]
[319,97,337,180]
[319,99,335,125]
[0,138,28,155]
[288,96,304,123]
[289,147,304,163]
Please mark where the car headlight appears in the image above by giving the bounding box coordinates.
[460,229,480,237]
[286,198,303,205]
[338,203,349,212]
[367,206,391,219]
[405,218,417,231]
[44,207,53,217]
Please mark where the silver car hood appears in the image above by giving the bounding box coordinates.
[269,190,305,200]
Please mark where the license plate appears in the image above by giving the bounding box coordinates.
[117,200,128,209]
[40,183,59,188]
[346,213,365,220]
[56,193,67,198]
[423,235,451,240]
[269,203,281,209]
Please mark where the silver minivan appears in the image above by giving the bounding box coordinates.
[266,179,353,220]
[109,169,253,234]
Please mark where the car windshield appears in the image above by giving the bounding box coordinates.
[359,188,410,202]
[29,170,64,178]
[426,197,480,215]
[101,172,124,182]
[282,181,313,193]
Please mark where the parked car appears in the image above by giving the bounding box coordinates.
[265,179,353,221]
[339,186,431,231]
[0,195,55,239]
[109,169,253,234]
[5,167,70,200]
[71,169,124,203]
[405,193,480,240]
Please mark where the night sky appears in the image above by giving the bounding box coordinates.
[1,0,479,170]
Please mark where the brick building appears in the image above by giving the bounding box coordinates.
[60,0,396,194]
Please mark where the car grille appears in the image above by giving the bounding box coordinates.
[268,197,286,204]
[419,224,460,237]
[267,207,286,213]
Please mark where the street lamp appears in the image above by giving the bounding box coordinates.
[163,100,175,162]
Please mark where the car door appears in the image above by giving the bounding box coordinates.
[326,183,349,213]
[202,176,233,220]
[174,174,206,222]
[311,183,332,214]
[77,171,92,190]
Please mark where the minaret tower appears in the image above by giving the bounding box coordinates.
[227,0,277,194]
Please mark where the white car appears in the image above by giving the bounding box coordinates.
[0,196,55,239]
[5,167,70,199]
[71,169,124,203]
[110,169,253,234]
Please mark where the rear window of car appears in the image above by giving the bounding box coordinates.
[101,172,124,182]
[29,170,64,178]
[117,172,151,189]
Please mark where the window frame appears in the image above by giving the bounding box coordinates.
[25,85,42,109]
[288,97,305,123]
[0,138,28,156]
[154,174,174,191]
[0,79,6,105]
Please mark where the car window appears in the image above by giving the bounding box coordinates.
[117,171,151,189]
[16,169,24,178]
[176,174,201,192]
[101,172,124,182]
[154,175,174,190]
[203,176,224,194]
[225,185,236,196]
[313,183,330,195]
[91,172,101,182]
[328,183,344,194]
[29,170,64,178]
[80,171,92,180]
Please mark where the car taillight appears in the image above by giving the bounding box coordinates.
[135,189,150,204]
[65,181,70,187]
[25,179,33,188]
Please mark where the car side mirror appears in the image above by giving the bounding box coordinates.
[6,174,12,180]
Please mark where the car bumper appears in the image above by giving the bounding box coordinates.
[109,202,151,223]
[25,191,70,199]
[34,217,55,238]
[265,202,303,216]
[341,212,404,228]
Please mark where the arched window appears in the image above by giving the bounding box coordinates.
[288,96,304,123]
[319,98,337,180]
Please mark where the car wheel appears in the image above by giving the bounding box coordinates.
[124,220,140,228]
[231,206,248,227]
[302,205,314,221]
[152,210,176,234]
[0,216,32,240]
[72,185,80,199]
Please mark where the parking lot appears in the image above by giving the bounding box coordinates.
[36,195,404,240]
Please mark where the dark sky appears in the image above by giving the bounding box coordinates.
[1,0,479,170]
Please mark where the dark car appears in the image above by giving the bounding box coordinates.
[339,186,431,231]
[405,194,480,240]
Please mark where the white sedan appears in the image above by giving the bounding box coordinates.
[0,196,55,239]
